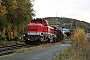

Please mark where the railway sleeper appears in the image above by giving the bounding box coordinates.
[0,50,14,56]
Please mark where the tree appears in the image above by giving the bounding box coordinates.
[1,0,35,40]
[0,0,7,39]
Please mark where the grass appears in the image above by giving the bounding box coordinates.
[54,47,82,60]
[0,54,15,58]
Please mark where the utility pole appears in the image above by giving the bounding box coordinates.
[56,13,57,17]
[30,0,35,2]
[56,13,57,21]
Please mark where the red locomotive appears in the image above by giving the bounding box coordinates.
[23,18,63,44]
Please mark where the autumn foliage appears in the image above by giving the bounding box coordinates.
[70,28,88,48]
[56,28,90,60]
[69,28,90,60]
[0,0,35,40]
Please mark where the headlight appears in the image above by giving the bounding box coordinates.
[23,35,25,36]
[49,37,50,38]
[28,38,30,40]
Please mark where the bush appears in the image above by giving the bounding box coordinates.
[55,28,90,60]
[70,28,88,49]
[69,28,90,60]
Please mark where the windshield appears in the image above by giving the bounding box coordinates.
[31,20,42,23]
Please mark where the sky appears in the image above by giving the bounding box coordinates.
[32,0,90,23]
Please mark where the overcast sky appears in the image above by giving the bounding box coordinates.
[33,0,90,23]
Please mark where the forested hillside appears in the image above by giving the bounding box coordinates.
[0,0,35,40]
[44,17,90,32]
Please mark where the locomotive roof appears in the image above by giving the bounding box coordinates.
[32,18,46,21]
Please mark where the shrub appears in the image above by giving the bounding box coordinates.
[56,28,90,60]
[70,28,88,49]
[69,28,90,60]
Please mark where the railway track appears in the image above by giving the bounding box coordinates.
[0,44,31,56]
[0,38,70,56]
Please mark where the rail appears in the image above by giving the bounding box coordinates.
[0,44,31,56]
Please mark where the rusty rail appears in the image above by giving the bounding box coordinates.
[0,44,31,56]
